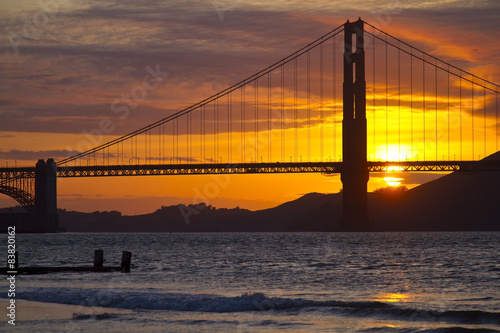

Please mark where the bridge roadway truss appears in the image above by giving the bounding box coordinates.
[0,167,36,213]
[55,160,500,177]
[2,160,500,180]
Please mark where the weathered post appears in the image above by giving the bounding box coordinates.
[94,249,104,268]
[121,251,132,273]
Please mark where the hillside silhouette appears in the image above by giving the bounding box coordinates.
[370,151,500,231]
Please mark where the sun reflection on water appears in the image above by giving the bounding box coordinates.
[376,293,411,303]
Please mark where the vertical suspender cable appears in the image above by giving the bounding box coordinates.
[240,89,243,163]
[268,73,271,162]
[217,98,220,163]
[307,50,311,162]
[398,42,401,160]
[333,35,337,161]
[176,119,179,163]
[202,105,205,163]
[410,49,413,159]
[255,79,259,163]
[172,122,175,163]
[483,84,486,159]
[189,113,192,163]
[472,80,474,160]
[447,65,450,161]
[459,73,462,160]
[214,101,217,163]
[373,27,376,160]
[281,64,284,162]
[385,36,388,160]
[320,43,324,162]
[435,61,438,161]
[177,118,180,163]
[228,93,231,163]
[170,122,173,163]
[160,123,163,164]
[497,91,499,152]
[242,86,246,162]
[294,57,298,162]
[164,122,167,164]
[422,53,425,161]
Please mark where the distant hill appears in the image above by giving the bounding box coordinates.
[370,151,500,231]
[54,193,341,232]
[2,153,500,232]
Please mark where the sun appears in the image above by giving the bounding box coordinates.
[384,176,402,187]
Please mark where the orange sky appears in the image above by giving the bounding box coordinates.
[1,1,499,214]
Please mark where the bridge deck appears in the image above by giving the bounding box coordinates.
[3,160,500,180]
[1,161,500,180]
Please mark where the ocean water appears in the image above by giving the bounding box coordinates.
[1,232,500,332]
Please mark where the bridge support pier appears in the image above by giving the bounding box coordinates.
[340,19,372,231]
[35,159,58,232]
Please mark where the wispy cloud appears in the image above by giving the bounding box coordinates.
[0,0,498,146]
[0,149,76,160]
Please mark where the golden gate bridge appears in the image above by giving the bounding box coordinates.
[1,19,499,231]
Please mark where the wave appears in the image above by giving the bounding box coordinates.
[72,313,116,320]
[361,328,500,333]
[16,288,500,326]
[422,328,500,333]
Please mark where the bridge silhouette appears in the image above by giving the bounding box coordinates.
[1,19,500,231]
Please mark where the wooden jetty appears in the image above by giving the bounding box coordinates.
[2,250,132,275]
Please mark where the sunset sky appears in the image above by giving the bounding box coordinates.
[1,0,499,214]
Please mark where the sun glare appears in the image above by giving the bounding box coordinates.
[386,166,403,172]
[376,293,410,303]
[384,177,402,187]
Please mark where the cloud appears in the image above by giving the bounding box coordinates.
[0,102,182,134]
[0,3,344,138]
[1,0,499,158]
[0,149,78,161]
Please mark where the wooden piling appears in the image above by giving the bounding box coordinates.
[0,249,133,275]
[94,249,104,268]
[121,251,131,273]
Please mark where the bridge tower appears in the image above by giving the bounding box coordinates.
[340,19,371,230]
[35,159,58,232]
